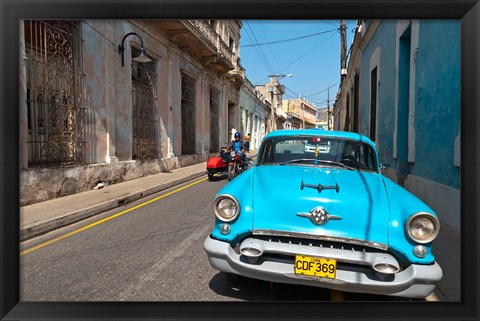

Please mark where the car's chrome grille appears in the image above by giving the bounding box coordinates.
[252,229,388,251]
[256,235,384,255]
[239,235,407,273]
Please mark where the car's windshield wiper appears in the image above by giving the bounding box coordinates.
[315,159,356,170]
[279,159,315,165]
[279,158,356,170]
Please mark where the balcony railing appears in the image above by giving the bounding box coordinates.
[186,20,235,67]
[188,20,217,45]
[230,59,245,77]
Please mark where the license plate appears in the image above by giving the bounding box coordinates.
[294,255,337,279]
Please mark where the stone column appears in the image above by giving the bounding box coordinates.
[167,49,175,158]
[114,22,134,161]
[105,20,118,163]
[83,20,113,164]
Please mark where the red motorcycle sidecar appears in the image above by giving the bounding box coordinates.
[206,147,228,180]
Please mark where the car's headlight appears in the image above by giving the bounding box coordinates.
[213,195,240,222]
[405,212,440,244]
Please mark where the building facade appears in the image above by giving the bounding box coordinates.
[282,98,317,129]
[316,108,328,129]
[333,20,461,232]
[255,79,286,132]
[19,19,243,205]
[238,78,269,151]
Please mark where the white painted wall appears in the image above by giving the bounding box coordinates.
[369,46,381,143]
[405,175,460,232]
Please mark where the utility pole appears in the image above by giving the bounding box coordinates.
[327,87,331,130]
[267,74,292,133]
[340,20,347,79]
[339,20,348,131]
[269,77,275,133]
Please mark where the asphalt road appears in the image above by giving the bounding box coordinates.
[20,174,419,302]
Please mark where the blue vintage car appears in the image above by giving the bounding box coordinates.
[204,129,442,298]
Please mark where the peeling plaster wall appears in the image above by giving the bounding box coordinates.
[170,51,182,156]
[83,20,113,164]
[208,77,225,152]
[19,158,164,206]
[114,21,134,161]
[19,20,239,206]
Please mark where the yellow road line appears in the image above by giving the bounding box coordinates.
[20,177,208,256]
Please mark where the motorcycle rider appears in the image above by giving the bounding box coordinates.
[226,132,247,170]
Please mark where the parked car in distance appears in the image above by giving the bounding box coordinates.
[204,129,442,298]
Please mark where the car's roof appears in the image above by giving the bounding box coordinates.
[264,129,375,146]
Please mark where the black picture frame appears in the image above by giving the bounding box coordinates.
[1,0,478,320]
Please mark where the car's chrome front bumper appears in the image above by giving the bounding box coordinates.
[204,235,443,299]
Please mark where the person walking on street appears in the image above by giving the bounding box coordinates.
[244,133,251,152]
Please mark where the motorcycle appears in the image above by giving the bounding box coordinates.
[227,150,245,181]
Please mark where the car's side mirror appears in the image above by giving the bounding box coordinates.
[379,163,390,172]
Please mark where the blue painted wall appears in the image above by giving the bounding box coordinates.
[358,20,460,190]
[359,21,397,168]
[413,20,460,189]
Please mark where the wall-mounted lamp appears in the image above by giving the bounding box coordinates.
[118,32,152,67]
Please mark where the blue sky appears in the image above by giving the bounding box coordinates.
[239,20,357,110]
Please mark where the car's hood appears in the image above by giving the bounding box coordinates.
[252,165,390,245]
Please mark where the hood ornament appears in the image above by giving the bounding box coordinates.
[301,181,340,193]
[297,206,342,226]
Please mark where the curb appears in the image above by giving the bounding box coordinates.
[20,171,206,241]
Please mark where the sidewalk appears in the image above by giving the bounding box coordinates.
[20,150,257,241]
[20,161,206,241]
[19,149,459,301]
[428,222,461,302]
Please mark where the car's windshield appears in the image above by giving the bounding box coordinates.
[257,135,378,172]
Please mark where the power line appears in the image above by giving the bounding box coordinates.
[253,31,337,85]
[246,21,275,73]
[321,20,340,27]
[278,32,337,73]
[241,28,337,47]
[260,23,280,72]
[304,81,341,97]
[285,86,301,97]
[244,21,275,75]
